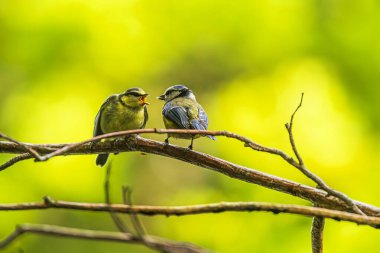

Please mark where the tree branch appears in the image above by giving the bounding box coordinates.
[1,134,379,216]
[0,129,306,165]
[1,198,380,227]
[0,224,210,253]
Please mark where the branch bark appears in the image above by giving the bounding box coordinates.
[311,216,325,253]
[0,153,32,171]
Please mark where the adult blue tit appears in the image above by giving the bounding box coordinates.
[157,85,215,149]
[93,87,149,166]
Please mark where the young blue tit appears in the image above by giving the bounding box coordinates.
[93,87,149,166]
[157,85,215,149]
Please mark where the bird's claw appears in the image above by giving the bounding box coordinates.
[124,135,136,141]
[90,140,100,150]
[112,138,126,148]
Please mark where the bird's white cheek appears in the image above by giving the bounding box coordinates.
[188,93,196,101]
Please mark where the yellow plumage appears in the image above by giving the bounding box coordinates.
[93,87,149,166]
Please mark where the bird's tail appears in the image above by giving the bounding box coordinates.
[190,120,216,141]
[206,135,216,140]
[96,154,109,167]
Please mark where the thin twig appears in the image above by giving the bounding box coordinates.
[285,92,305,165]
[285,94,365,215]
[104,163,129,233]
[123,186,146,238]
[0,224,210,252]
[311,216,325,253]
[0,153,32,171]
[1,198,380,227]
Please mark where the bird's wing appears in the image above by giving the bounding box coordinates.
[189,106,208,130]
[93,95,116,137]
[163,105,191,129]
[195,107,209,128]
[142,106,149,128]
[191,107,216,140]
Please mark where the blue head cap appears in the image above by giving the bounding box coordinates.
[158,85,193,101]
[170,84,188,90]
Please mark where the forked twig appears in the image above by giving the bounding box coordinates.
[285,92,305,165]
[285,93,365,216]
[0,133,43,160]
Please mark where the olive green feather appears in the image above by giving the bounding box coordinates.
[93,88,149,166]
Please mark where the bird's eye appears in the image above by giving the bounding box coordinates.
[127,92,141,97]
[165,90,175,95]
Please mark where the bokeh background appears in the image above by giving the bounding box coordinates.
[1,0,380,252]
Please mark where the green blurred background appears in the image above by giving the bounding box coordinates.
[1,0,380,252]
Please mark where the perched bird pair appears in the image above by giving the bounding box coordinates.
[93,85,215,166]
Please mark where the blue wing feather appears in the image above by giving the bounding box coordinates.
[163,105,190,129]
[192,108,215,140]
[163,102,216,141]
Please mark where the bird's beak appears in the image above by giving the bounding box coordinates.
[139,94,149,105]
[157,94,165,100]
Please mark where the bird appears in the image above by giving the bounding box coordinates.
[157,85,215,149]
[93,87,149,166]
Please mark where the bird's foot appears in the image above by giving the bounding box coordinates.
[89,140,99,150]
[124,134,136,141]
[112,138,126,148]
[187,138,194,150]
[111,138,125,155]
